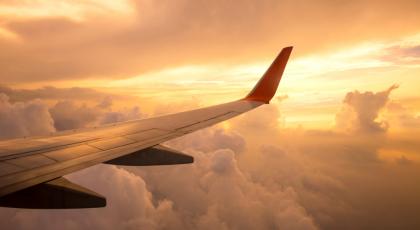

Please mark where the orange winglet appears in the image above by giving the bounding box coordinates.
[244,46,293,103]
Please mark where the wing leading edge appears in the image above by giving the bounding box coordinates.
[0,47,293,208]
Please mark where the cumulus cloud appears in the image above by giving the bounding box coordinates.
[0,93,55,139]
[0,87,145,138]
[335,85,398,133]
[49,100,102,130]
[256,134,420,229]
[122,148,318,230]
[50,96,145,131]
[98,106,144,125]
[1,85,420,230]
[231,100,283,135]
[168,127,246,154]
[50,99,146,130]
[0,165,181,230]
[0,147,319,230]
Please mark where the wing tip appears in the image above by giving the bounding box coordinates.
[244,46,293,103]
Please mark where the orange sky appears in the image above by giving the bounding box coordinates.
[1,1,420,229]
[1,0,419,131]
[0,0,418,167]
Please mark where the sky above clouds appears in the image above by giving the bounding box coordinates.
[0,0,420,229]
[1,0,420,128]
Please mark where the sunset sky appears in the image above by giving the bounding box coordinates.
[1,1,420,229]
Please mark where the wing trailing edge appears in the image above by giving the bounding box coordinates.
[105,144,193,166]
[0,177,105,209]
[244,46,293,103]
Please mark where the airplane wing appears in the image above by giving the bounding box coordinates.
[0,47,293,209]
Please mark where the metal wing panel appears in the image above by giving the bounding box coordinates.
[0,162,22,176]
[0,134,101,161]
[5,155,55,169]
[42,145,100,162]
[88,137,137,151]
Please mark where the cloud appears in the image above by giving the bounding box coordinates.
[224,86,420,229]
[98,106,144,125]
[396,155,412,165]
[0,93,55,139]
[168,127,246,154]
[49,100,101,130]
[385,100,420,131]
[335,85,398,133]
[0,145,318,230]
[153,98,202,116]
[50,98,145,131]
[381,44,420,64]
[232,102,282,135]
[124,148,318,230]
[0,85,131,103]
[1,85,420,230]
[0,165,181,230]
[253,134,420,229]
[1,1,420,82]
[0,87,145,138]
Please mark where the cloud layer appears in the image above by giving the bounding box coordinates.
[0,85,420,229]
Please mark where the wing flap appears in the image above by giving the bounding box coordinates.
[0,177,105,209]
[105,144,193,166]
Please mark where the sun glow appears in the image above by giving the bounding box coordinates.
[13,34,420,130]
[0,26,20,42]
[0,0,134,21]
